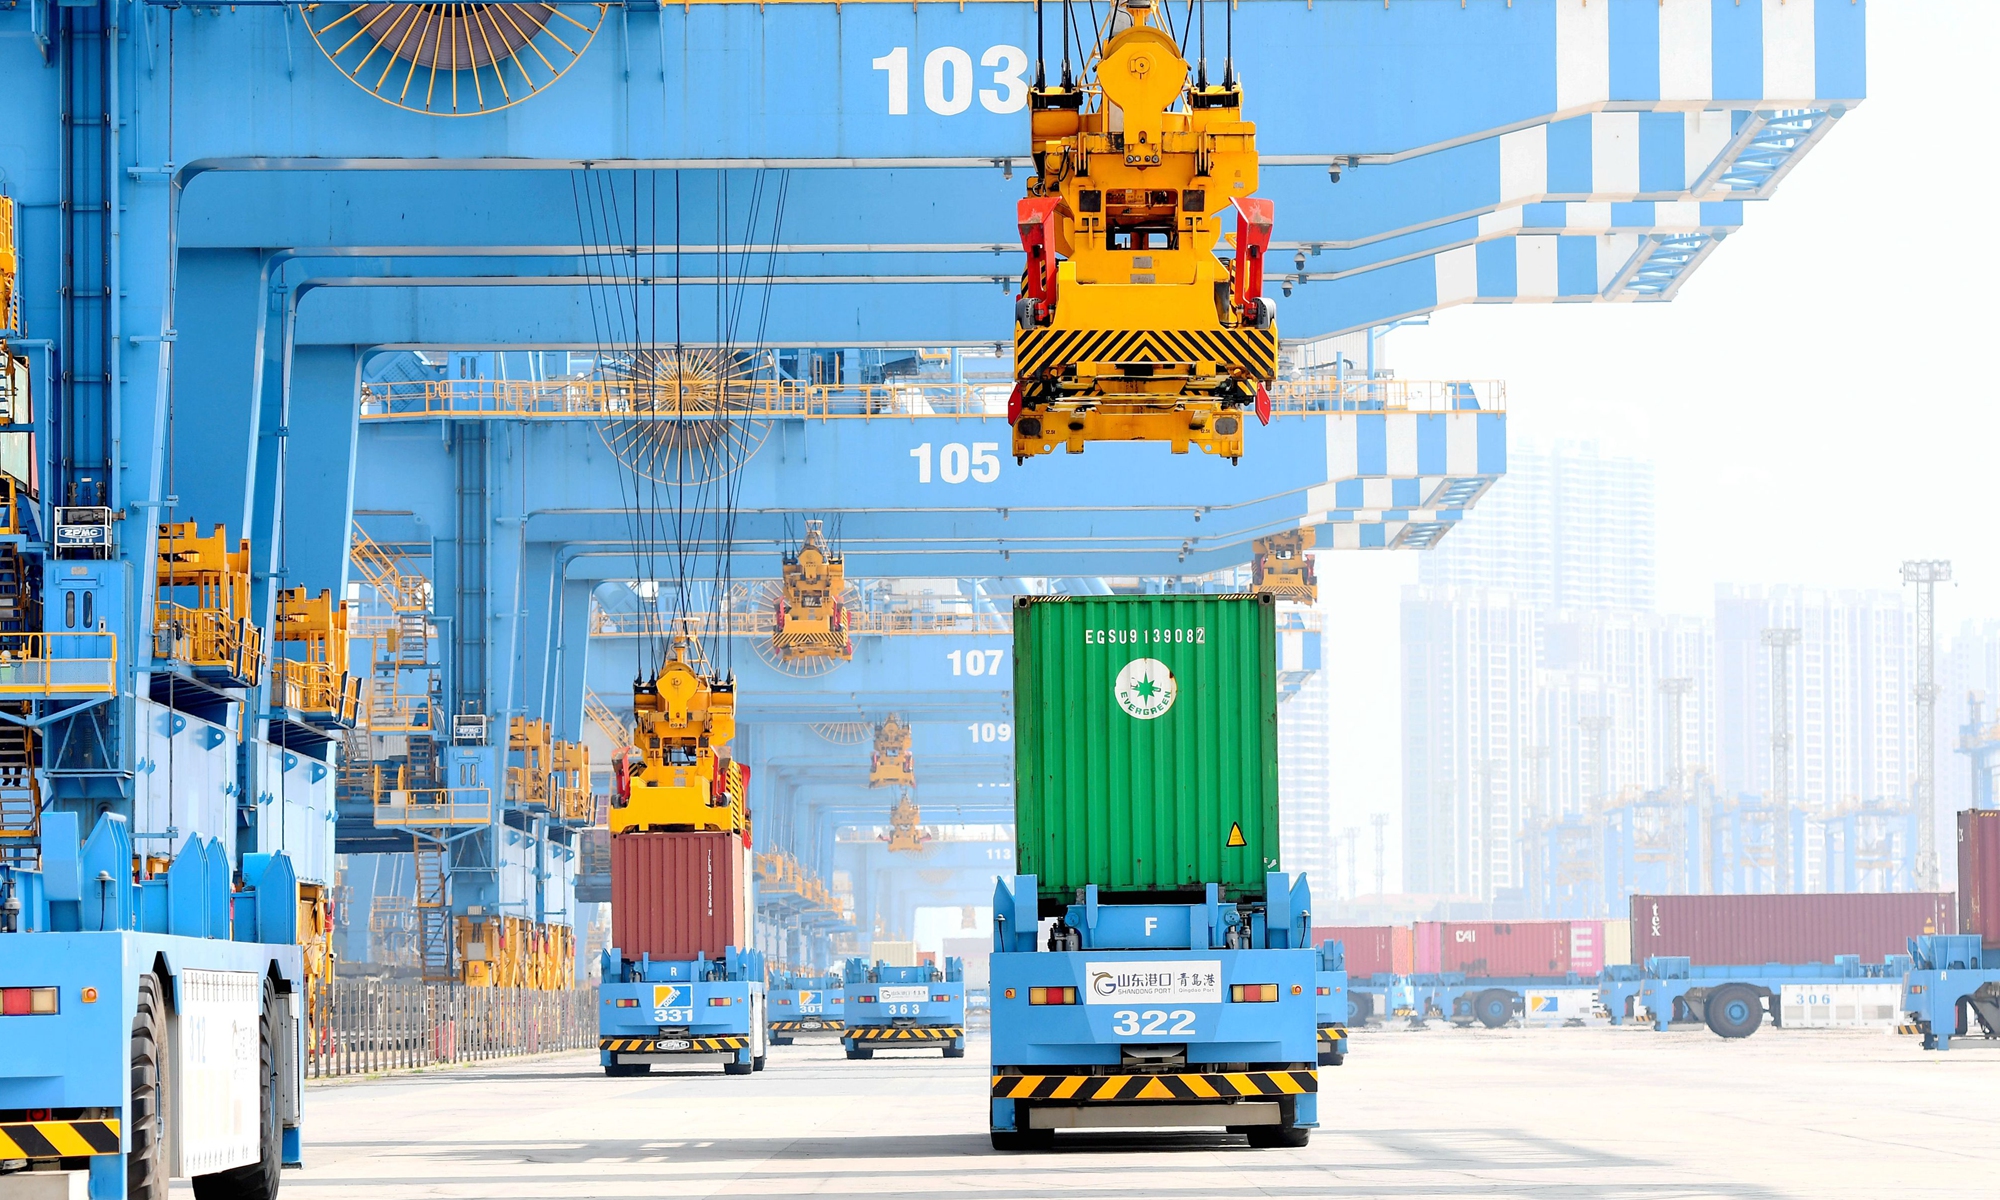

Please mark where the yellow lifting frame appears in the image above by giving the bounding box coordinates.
[612,630,747,835]
[869,714,916,790]
[1011,0,1275,461]
[273,586,362,724]
[153,522,264,682]
[772,519,852,661]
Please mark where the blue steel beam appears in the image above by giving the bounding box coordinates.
[585,631,1012,722]
[69,2,1863,165]
[349,407,1505,583]
[174,103,1818,272]
[0,0,1867,610]
[269,199,1744,347]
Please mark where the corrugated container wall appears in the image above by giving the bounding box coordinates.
[1962,810,2000,949]
[871,940,918,967]
[1415,921,1578,978]
[1601,919,1634,967]
[610,831,748,962]
[1312,925,1414,978]
[1014,594,1281,906]
[1629,892,1956,966]
[942,936,991,989]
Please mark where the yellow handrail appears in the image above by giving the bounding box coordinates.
[0,633,118,696]
[371,777,493,828]
[582,689,629,746]
[348,523,431,613]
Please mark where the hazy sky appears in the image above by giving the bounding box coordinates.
[1319,2,1999,891]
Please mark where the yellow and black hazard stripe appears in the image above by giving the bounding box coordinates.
[992,1069,1315,1102]
[0,1119,122,1159]
[846,1025,964,1042]
[771,1019,844,1033]
[1894,1022,1924,1036]
[1016,327,1278,381]
[1317,1025,1349,1049]
[599,1035,748,1053]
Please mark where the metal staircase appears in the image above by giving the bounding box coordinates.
[0,718,39,870]
[414,836,453,981]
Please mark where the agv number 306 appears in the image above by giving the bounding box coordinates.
[1109,1009,1197,1036]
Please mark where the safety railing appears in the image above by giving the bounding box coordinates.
[363,693,437,735]
[349,522,432,613]
[372,778,493,827]
[0,474,24,537]
[153,604,265,681]
[306,979,598,1079]
[359,376,1506,421]
[754,850,843,912]
[582,689,630,746]
[273,659,363,725]
[592,605,1013,638]
[550,784,593,824]
[0,632,119,696]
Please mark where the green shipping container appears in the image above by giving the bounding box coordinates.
[1013,593,1281,908]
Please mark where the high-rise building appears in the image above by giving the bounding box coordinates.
[1279,667,1337,895]
[1941,618,2000,823]
[1714,585,1913,811]
[1419,440,1656,616]
[1538,612,1716,820]
[1402,440,1667,903]
[1400,587,1539,898]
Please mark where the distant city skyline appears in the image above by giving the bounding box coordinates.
[1318,4,1994,897]
[1386,437,1990,910]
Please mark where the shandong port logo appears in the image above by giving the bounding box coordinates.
[1114,657,1177,719]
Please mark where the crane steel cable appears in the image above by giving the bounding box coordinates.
[570,168,789,686]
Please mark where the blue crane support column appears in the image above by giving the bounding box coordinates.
[547,577,598,745]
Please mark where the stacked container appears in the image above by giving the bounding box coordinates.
[1629,892,1955,966]
[1412,921,1587,978]
[610,830,751,961]
[1311,924,1414,977]
[1961,809,2000,948]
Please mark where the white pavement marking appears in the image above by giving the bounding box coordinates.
[284,1028,1998,1198]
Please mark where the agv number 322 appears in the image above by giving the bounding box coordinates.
[1109,1009,1197,1036]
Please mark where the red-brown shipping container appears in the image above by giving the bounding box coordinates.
[610,830,749,961]
[1629,892,1956,966]
[1962,810,2000,949]
[1413,920,1578,977]
[1310,925,1413,977]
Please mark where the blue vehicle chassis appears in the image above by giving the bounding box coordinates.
[0,933,306,1199]
[1403,973,1606,1029]
[768,976,845,1044]
[988,873,1319,1150]
[1901,936,2000,1051]
[598,949,767,1075]
[840,959,966,1058]
[1313,941,1350,1065]
[1601,954,1911,1039]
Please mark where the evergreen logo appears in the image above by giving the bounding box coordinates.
[1113,657,1177,719]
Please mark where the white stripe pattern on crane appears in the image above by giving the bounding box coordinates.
[1763,0,1818,104]
[1556,0,1610,116]
[1659,0,1714,110]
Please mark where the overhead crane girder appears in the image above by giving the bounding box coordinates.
[182,108,1798,272]
[352,408,1504,584]
[68,4,1860,169]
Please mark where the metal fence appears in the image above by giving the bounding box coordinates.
[308,978,597,1079]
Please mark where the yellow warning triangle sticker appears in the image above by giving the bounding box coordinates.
[1225,822,1248,848]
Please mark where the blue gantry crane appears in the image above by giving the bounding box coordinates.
[0,0,1867,1182]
